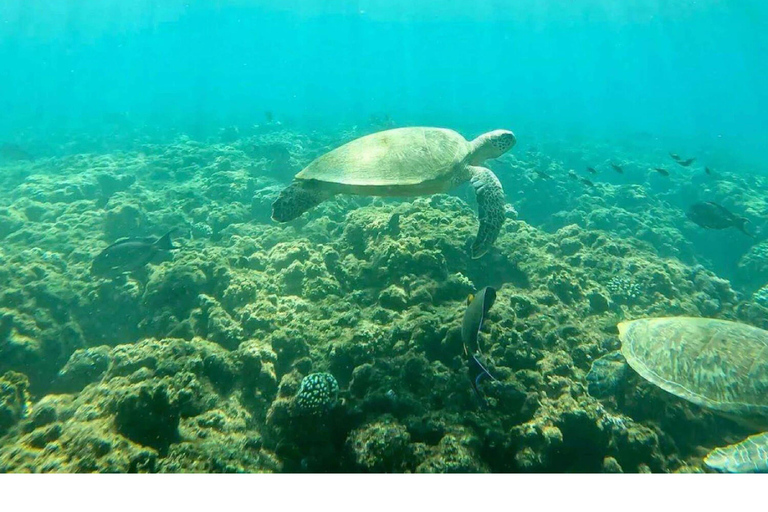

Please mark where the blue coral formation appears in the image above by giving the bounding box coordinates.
[606,276,643,305]
[294,373,339,416]
[753,285,768,308]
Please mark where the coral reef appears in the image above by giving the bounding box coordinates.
[0,127,760,473]
[294,373,339,416]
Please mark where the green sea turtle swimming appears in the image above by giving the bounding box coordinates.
[589,317,768,472]
[271,127,517,258]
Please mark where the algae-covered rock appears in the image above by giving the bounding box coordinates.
[415,429,488,473]
[0,371,30,436]
[0,207,25,239]
[103,203,147,240]
[0,126,761,474]
[143,263,209,317]
[348,419,413,472]
[194,294,244,350]
[738,242,768,291]
[56,345,111,393]
[115,382,180,451]
[0,337,278,472]
[378,285,408,311]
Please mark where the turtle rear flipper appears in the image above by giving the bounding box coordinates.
[469,166,506,258]
[586,351,629,400]
[704,432,768,473]
[271,181,333,222]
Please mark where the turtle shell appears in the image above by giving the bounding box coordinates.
[296,127,470,189]
[618,317,768,419]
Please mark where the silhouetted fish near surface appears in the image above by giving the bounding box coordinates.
[686,202,754,238]
[586,167,597,174]
[669,152,682,161]
[0,143,34,161]
[676,157,696,167]
[91,229,180,278]
[462,287,498,403]
[610,163,624,174]
[653,167,670,176]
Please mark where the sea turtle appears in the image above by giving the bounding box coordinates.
[613,317,768,472]
[271,127,516,258]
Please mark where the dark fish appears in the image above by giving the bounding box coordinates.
[676,157,696,167]
[0,143,34,161]
[462,287,498,403]
[705,167,712,175]
[669,152,682,161]
[653,167,670,176]
[610,163,624,174]
[534,169,552,180]
[462,287,496,352]
[91,229,179,278]
[567,170,579,180]
[686,202,753,237]
[387,212,401,237]
[94,196,111,209]
[579,178,595,187]
[264,111,274,122]
[586,167,598,174]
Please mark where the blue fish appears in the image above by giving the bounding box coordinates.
[462,287,498,404]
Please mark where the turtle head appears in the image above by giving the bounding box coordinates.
[469,129,517,164]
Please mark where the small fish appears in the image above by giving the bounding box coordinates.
[462,287,498,404]
[579,177,595,187]
[686,202,753,238]
[462,287,496,352]
[94,196,111,209]
[264,111,274,123]
[610,163,624,174]
[534,169,552,180]
[653,167,670,176]
[567,170,579,180]
[0,143,34,161]
[91,229,179,278]
[586,167,597,174]
[387,212,401,237]
[676,157,696,167]
[705,167,712,175]
[669,152,682,161]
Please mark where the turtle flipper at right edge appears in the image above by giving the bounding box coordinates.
[469,165,506,258]
[704,432,768,473]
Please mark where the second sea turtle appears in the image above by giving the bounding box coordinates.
[614,317,768,472]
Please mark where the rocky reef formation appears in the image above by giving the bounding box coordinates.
[0,127,763,472]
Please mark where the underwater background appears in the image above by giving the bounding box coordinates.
[0,0,767,472]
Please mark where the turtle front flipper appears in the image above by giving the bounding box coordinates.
[271,181,332,222]
[468,166,506,258]
[704,432,768,473]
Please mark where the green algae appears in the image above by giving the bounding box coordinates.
[0,130,762,473]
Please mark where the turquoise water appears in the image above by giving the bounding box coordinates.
[1,1,768,474]
[1,1,766,167]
